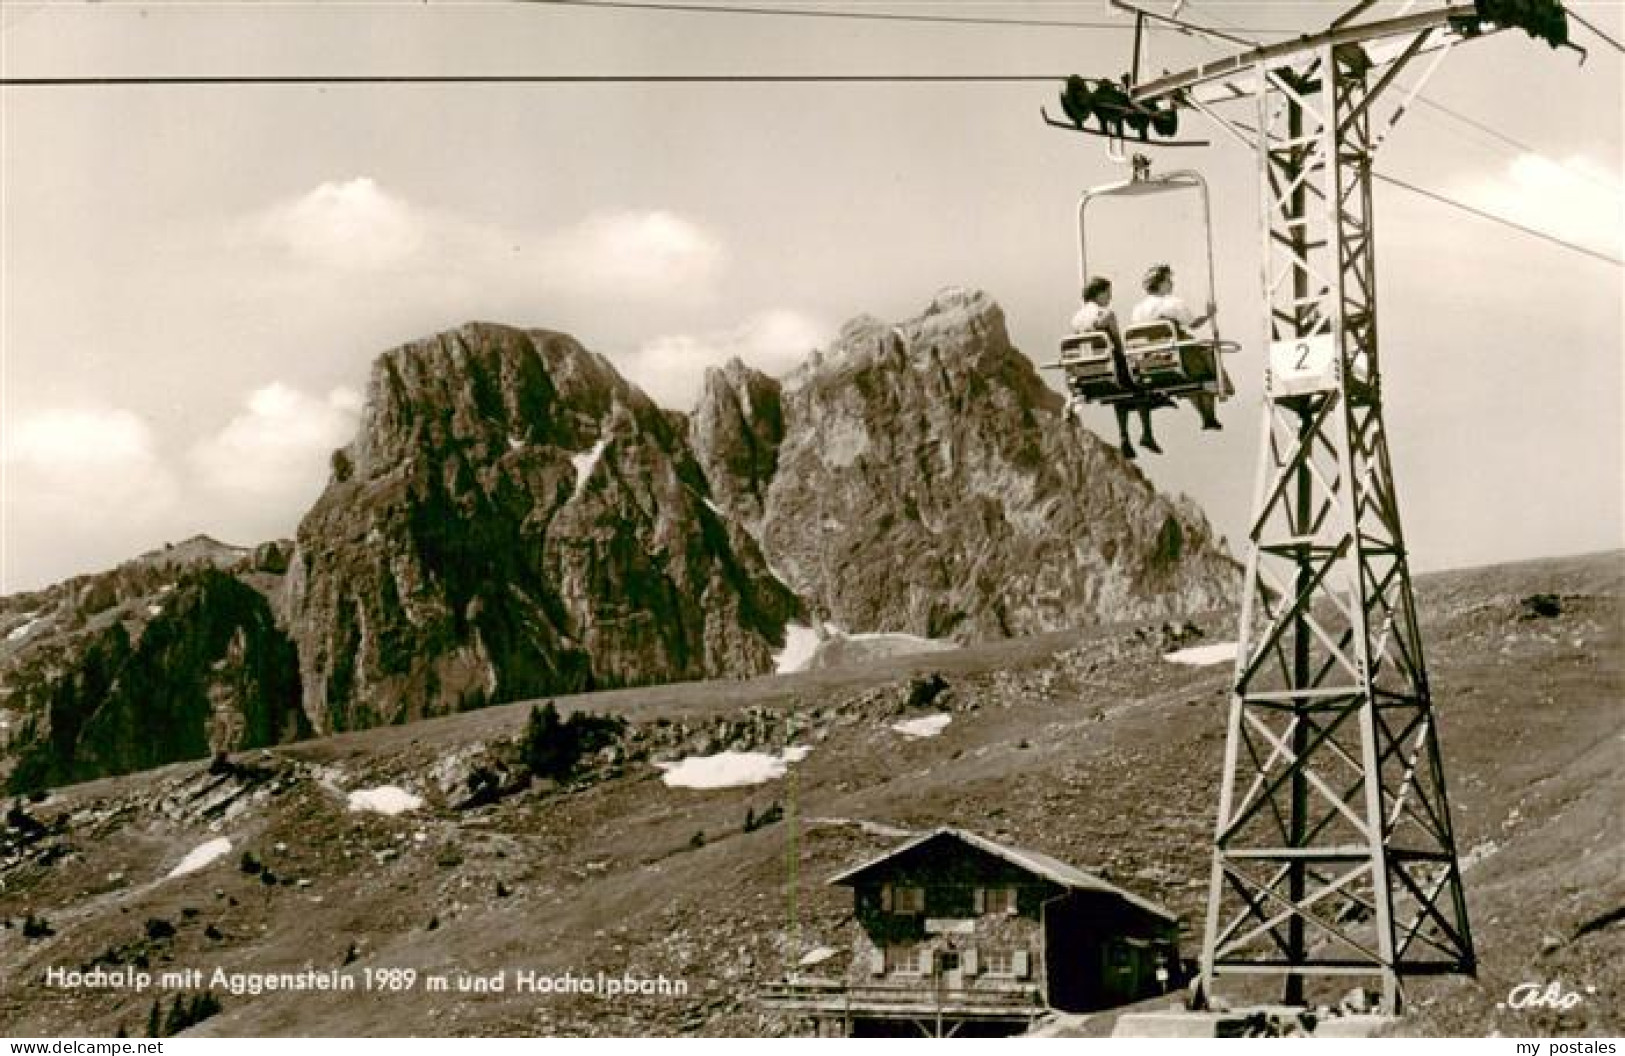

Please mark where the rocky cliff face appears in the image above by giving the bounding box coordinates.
[283,322,799,733]
[3,290,1238,785]
[692,288,1237,641]
[0,542,306,792]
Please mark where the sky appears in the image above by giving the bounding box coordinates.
[2,0,1621,594]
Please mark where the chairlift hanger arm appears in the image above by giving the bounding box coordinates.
[1116,1,1485,103]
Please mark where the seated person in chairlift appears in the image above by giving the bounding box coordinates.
[1131,263,1224,431]
[1070,275,1162,460]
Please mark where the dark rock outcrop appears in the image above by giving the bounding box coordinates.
[2,568,307,792]
[689,358,786,530]
[283,322,800,733]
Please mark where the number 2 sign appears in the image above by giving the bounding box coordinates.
[1267,334,1339,397]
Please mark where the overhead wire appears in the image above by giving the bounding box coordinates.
[3,0,1615,267]
[519,0,1301,35]
[1566,6,1625,55]
[1171,0,1623,262]
[0,73,1069,86]
[1376,172,1622,266]
[1410,95,1623,193]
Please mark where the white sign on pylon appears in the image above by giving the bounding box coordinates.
[1266,334,1339,397]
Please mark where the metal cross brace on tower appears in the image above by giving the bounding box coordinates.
[1107,0,1578,1015]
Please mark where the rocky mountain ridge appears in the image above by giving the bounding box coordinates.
[2,289,1237,789]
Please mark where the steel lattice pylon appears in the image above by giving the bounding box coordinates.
[1085,0,1577,1018]
[1189,43,1475,1014]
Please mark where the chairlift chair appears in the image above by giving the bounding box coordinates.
[1046,164,1239,410]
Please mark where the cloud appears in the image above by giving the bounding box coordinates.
[623,309,831,409]
[2,406,183,590]
[6,407,161,472]
[188,383,362,504]
[540,211,726,297]
[257,177,427,270]
[247,178,726,307]
[1446,152,1623,260]
[1,385,363,591]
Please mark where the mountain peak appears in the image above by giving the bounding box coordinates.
[4,290,1237,787]
[127,535,249,572]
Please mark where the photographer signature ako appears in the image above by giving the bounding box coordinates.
[1498,980,1598,1012]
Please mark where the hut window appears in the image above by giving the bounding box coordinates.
[982,949,1015,976]
[885,943,924,975]
[982,886,1016,915]
[892,885,925,914]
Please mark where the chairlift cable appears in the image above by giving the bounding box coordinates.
[1409,96,1623,193]
[519,0,1302,35]
[0,72,1070,86]
[1566,6,1625,54]
[1375,171,1623,266]
[1167,1,1624,229]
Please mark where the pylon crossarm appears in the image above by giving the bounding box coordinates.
[1333,1,1379,30]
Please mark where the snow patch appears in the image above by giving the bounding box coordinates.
[1164,642,1239,666]
[774,622,821,674]
[657,746,811,789]
[507,436,525,451]
[166,837,232,878]
[6,614,43,642]
[703,497,722,516]
[347,785,424,816]
[891,713,952,739]
[571,438,610,497]
[146,604,164,617]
